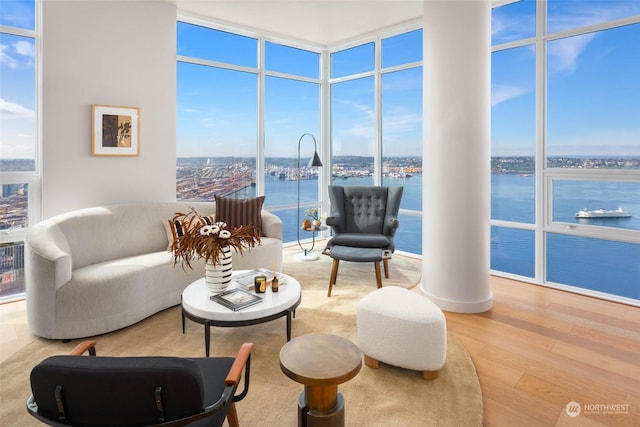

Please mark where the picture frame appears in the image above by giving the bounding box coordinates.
[210,288,263,311]
[91,104,140,156]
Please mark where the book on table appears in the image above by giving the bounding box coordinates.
[210,288,263,311]
[233,268,288,290]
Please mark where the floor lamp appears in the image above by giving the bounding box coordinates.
[296,133,323,261]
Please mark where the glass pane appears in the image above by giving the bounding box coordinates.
[547,24,640,162]
[547,0,640,34]
[394,213,422,255]
[331,76,375,184]
[0,0,35,30]
[491,44,536,224]
[331,42,374,78]
[0,241,25,299]
[264,76,320,238]
[268,206,297,244]
[382,29,422,68]
[547,233,640,300]
[491,0,536,45]
[177,22,257,67]
[265,42,320,78]
[0,33,36,169]
[176,63,257,201]
[552,180,640,230]
[1,183,29,230]
[491,226,535,278]
[381,67,422,211]
[491,172,535,223]
[491,45,536,157]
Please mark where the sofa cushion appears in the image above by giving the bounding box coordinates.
[214,196,265,236]
[163,214,215,251]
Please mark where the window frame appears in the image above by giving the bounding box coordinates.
[490,0,640,305]
[0,1,41,302]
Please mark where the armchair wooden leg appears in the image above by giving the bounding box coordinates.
[423,370,439,380]
[227,402,239,427]
[383,258,390,278]
[374,262,383,289]
[328,259,340,297]
[364,355,379,369]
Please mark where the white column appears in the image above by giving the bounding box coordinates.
[420,0,493,313]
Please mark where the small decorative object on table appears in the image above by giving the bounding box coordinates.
[305,207,322,229]
[170,207,261,292]
[254,275,267,293]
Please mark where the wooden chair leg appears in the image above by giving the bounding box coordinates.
[383,258,390,278]
[423,370,439,380]
[374,262,382,289]
[364,354,379,369]
[227,402,239,427]
[328,258,340,297]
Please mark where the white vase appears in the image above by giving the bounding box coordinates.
[205,246,233,292]
[312,219,321,229]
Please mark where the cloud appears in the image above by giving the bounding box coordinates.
[547,32,596,73]
[491,84,527,107]
[13,40,34,57]
[0,39,35,69]
[0,98,35,119]
[0,44,18,69]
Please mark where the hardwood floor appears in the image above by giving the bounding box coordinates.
[1,273,638,426]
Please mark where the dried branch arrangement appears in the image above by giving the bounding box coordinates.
[170,207,261,270]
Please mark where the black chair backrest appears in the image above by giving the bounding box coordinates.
[30,355,206,426]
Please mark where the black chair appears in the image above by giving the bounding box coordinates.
[27,340,253,427]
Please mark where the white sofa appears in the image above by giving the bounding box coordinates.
[25,201,282,340]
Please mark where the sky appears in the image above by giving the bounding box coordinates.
[1,0,639,161]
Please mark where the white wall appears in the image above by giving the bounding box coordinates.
[42,0,177,218]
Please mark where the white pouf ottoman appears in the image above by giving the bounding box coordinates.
[357,286,447,380]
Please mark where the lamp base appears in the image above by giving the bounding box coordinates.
[295,251,319,261]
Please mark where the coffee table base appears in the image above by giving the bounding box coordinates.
[182,296,300,357]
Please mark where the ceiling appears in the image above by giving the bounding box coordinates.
[173,0,424,47]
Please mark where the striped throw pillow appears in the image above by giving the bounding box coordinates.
[214,195,265,236]
[164,214,215,251]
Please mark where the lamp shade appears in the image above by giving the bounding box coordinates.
[308,151,323,168]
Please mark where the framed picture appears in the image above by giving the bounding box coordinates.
[91,104,140,156]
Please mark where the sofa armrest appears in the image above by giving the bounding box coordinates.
[26,223,73,289]
[25,222,73,339]
[261,210,282,240]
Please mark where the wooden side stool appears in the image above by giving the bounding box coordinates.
[280,333,362,427]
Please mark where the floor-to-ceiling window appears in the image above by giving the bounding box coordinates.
[176,19,322,244]
[263,41,320,244]
[329,29,423,254]
[177,4,639,304]
[0,0,39,302]
[491,0,640,303]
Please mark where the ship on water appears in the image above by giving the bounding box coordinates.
[575,207,631,218]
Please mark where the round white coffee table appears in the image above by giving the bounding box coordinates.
[181,271,302,357]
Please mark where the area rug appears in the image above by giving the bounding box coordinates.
[0,252,482,426]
